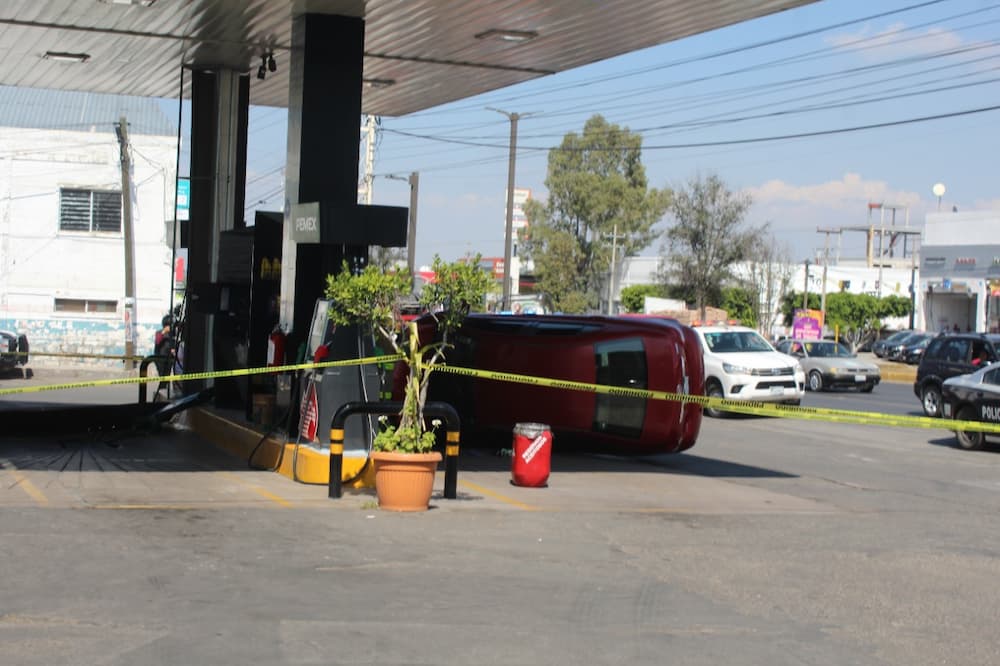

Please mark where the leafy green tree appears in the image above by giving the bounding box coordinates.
[661,173,760,319]
[719,286,757,329]
[521,115,670,313]
[780,291,913,351]
[619,284,665,313]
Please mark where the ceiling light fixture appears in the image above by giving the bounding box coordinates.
[363,78,395,89]
[267,53,276,73]
[474,29,538,43]
[257,56,267,80]
[98,0,158,6]
[43,51,91,63]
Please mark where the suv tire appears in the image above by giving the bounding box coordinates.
[921,384,942,418]
[704,381,725,419]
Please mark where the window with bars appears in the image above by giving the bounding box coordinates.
[59,188,122,233]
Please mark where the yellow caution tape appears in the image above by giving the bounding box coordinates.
[1,351,147,361]
[4,352,999,436]
[424,362,1000,435]
[0,354,402,397]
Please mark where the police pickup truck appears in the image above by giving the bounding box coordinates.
[941,363,1000,450]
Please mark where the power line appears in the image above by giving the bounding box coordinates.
[402,0,951,118]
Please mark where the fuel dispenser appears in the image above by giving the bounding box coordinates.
[295,298,383,483]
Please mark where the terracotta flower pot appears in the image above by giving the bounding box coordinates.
[371,451,442,512]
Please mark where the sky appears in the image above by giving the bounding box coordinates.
[235,0,1000,271]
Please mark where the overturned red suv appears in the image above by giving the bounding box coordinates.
[398,313,704,455]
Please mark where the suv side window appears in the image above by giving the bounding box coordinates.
[925,338,945,361]
[941,338,971,363]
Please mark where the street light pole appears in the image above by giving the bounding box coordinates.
[489,108,520,311]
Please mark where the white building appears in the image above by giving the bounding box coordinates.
[0,86,178,366]
[919,211,1000,333]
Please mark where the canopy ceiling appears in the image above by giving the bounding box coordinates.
[0,0,815,116]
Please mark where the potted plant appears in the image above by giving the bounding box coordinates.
[324,254,493,510]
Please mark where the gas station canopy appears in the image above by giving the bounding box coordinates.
[0,0,814,115]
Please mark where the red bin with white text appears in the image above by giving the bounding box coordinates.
[511,423,552,487]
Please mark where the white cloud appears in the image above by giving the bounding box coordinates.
[744,174,927,261]
[826,22,963,60]
[746,173,921,211]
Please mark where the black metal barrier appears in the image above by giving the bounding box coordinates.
[137,355,170,404]
[328,400,460,501]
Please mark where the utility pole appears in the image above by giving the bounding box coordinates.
[361,115,377,205]
[387,172,420,275]
[115,116,137,369]
[817,227,841,320]
[802,259,810,310]
[489,107,519,311]
[605,224,626,315]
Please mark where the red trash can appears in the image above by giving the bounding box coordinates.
[511,422,552,487]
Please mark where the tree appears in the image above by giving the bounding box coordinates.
[660,173,759,319]
[780,291,913,351]
[719,286,757,328]
[323,255,492,452]
[619,284,665,313]
[521,115,670,313]
[737,230,794,337]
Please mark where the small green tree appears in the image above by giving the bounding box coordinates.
[780,291,913,351]
[720,286,757,328]
[324,255,492,452]
[619,284,665,313]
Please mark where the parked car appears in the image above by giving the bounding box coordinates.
[899,333,933,365]
[941,363,1000,450]
[883,331,925,362]
[914,333,1000,417]
[872,329,915,358]
[888,332,932,362]
[693,325,804,418]
[775,338,880,392]
[0,329,30,377]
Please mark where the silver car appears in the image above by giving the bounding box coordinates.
[775,339,881,392]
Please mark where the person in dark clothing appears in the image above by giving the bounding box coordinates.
[154,314,175,396]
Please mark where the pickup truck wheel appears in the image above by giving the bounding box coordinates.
[955,406,985,450]
[808,370,824,392]
[921,385,942,418]
[704,381,725,419]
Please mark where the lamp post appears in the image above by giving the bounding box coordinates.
[932,182,946,212]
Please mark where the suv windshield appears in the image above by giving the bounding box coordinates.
[703,331,772,353]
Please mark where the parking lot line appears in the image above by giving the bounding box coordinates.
[459,480,539,510]
[219,471,294,508]
[0,459,49,506]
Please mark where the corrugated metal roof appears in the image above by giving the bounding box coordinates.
[0,0,817,116]
[0,85,175,136]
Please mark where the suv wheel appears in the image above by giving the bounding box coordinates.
[921,385,942,418]
[704,381,725,419]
